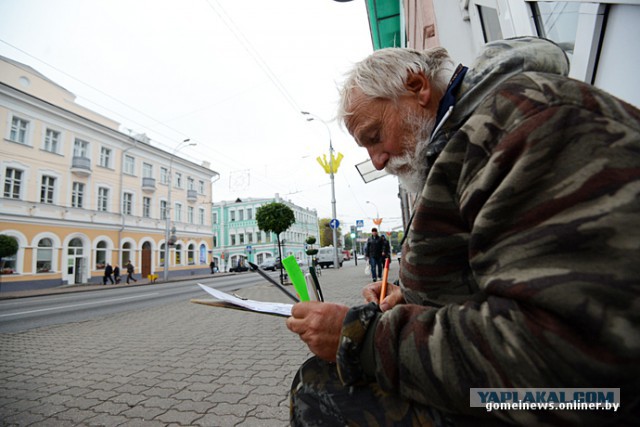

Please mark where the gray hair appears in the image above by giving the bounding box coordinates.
[337,47,454,123]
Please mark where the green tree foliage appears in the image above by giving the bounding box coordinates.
[0,235,18,267]
[256,203,295,283]
[318,218,342,248]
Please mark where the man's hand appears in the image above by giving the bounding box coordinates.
[286,302,350,362]
[362,282,404,312]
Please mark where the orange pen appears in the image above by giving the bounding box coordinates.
[379,258,390,305]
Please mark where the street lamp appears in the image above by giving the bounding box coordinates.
[163,138,196,281]
[301,110,340,269]
[366,200,380,220]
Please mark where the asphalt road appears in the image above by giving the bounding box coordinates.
[0,271,280,333]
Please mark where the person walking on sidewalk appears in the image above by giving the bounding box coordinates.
[364,228,384,281]
[125,261,137,284]
[113,265,121,284]
[103,263,114,285]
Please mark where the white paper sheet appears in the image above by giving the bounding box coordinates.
[197,283,293,317]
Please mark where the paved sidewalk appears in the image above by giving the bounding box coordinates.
[0,261,395,426]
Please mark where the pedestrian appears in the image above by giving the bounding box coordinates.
[286,37,640,426]
[364,227,384,281]
[113,265,120,284]
[103,263,114,285]
[125,260,137,284]
[209,259,216,274]
[380,233,391,263]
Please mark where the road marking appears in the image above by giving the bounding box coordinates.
[0,293,159,318]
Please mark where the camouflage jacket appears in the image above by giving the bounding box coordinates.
[336,38,640,425]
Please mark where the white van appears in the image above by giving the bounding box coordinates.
[316,247,344,268]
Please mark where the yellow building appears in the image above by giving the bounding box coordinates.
[0,56,218,292]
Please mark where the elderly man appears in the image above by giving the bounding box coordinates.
[286,37,639,426]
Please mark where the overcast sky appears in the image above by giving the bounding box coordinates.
[0,0,405,233]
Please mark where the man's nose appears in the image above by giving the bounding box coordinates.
[367,147,389,170]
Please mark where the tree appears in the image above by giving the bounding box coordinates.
[318,218,342,248]
[256,202,295,283]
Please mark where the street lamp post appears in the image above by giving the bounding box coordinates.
[163,138,196,281]
[301,111,340,269]
[366,200,380,227]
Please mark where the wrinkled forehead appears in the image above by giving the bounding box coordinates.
[344,88,381,136]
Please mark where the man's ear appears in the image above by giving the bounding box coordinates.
[404,71,431,107]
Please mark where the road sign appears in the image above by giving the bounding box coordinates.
[330,219,340,229]
[356,220,364,228]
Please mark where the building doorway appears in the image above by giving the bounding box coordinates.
[67,238,85,285]
[141,242,152,277]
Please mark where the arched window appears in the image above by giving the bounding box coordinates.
[37,238,53,273]
[96,240,107,270]
[188,244,195,265]
[122,242,132,265]
[199,244,206,264]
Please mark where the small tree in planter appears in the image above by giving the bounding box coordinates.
[0,234,18,274]
[256,202,295,284]
[305,235,318,267]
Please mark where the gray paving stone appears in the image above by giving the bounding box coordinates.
[153,409,203,425]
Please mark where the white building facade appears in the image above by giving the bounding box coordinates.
[0,56,218,292]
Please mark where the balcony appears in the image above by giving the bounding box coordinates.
[187,189,198,202]
[71,156,91,177]
[142,177,156,192]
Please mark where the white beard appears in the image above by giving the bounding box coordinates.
[384,115,435,194]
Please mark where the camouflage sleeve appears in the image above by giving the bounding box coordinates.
[358,74,640,423]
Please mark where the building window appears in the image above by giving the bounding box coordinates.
[40,175,56,204]
[96,240,107,269]
[36,238,53,273]
[143,163,153,178]
[266,233,272,243]
[73,138,89,158]
[257,232,262,243]
[199,208,205,225]
[160,243,166,267]
[2,250,17,273]
[143,196,151,218]
[213,235,218,247]
[175,202,182,222]
[247,232,253,244]
[98,187,109,212]
[212,212,218,224]
[122,192,133,215]
[188,206,194,224]
[72,182,84,208]
[100,147,112,168]
[44,129,60,153]
[239,233,245,244]
[124,155,135,175]
[230,210,236,221]
[122,242,133,265]
[239,210,244,221]
[10,116,29,144]
[160,167,168,185]
[188,243,195,265]
[198,180,205,194]
[531,1,579,63]
[160,200,168,220]
[247,208,253,220]
[174,172,182,188]
[4,168,23,199]
[477,5,503,42]
[231,234,236,245]
[187,177,195,191]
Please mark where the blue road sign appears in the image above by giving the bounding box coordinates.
[356,220,364,228]
[330,219,340,229]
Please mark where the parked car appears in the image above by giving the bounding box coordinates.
[316,247,344,268]
[229,260,249,272]
[260,259,277,271]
